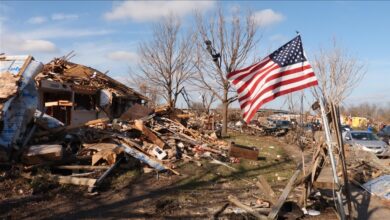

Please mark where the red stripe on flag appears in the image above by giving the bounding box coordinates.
[233,62,278,86]
[238,65,313,107]
[241,72,317,116]
[227,57,270,79]
[243,81,318,123]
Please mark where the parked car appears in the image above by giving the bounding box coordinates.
[303,122,321,132]
[272,120,292,130]
[343,130,389,157]
[377,125,390,144]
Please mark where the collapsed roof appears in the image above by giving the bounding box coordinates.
[35,58,148,101]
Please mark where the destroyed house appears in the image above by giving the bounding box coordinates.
[1,55,43,152]
[35,58,148,126]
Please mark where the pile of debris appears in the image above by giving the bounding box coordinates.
[21,107,230,192]
[345,146,390,200]
[0,55,230,193]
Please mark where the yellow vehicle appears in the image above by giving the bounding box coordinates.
[351,117,368,128]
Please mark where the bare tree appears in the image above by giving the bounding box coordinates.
[127,76,161,107]
[200,90,217,114]
[193,9,259,136]
[312,40,366,106]
[136,15,195,108]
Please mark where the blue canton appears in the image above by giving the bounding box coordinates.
[269,36,307,67]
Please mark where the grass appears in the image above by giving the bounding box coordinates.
[173,132,296,191]
[223,132,296,185]
[108,169,142,190]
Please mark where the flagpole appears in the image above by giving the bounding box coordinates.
[318,97,346,220]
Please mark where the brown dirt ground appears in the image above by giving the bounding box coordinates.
[0,132,339,220]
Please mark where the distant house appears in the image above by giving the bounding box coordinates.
[35,58,148,126]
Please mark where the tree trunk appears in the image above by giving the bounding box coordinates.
[221,89,229,137]
[168,90,173,108]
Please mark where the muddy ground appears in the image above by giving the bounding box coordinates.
[1,133,339,219]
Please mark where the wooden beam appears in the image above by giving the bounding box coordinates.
[56,165,110,170]
[228,195,268,220]
[256,175,277,204]
[88,157,123,192]
[34,118,109,137]
[134,120,165,148]
[52,175,97,187]
[267,165,302,220]
[22,144,64,165]
[119,139,179,175]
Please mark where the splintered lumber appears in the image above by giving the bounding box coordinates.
[121,142,165,171]
[166,127,200,145]
[92,149,118,166]
[44,100,73,107]
[228,195,268,220]
[160,117,200,138]
[22,144,64,165]
[88,157,123,192]
[0,72,18,99]
[256,175,277,204]
[56,165,110,170]
[34,118,109,137]
[134,120,165,148]
[267,165,302,220]
[119,140,179,175]
[52,175,97,187]
[199,145,223,155]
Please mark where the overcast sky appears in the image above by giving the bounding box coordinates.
[1,1,389,109]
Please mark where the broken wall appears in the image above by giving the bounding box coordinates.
[0,56,43,152]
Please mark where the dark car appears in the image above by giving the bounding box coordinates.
[377,125,390,144]
[274,120,292,129]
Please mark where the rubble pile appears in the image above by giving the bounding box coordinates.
[0,55,231,192]
[20,107,230,191]
[345,146,390,193]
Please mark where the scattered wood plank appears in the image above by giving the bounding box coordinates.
[0,72,19,100]
[56,165,110,170]
[34,118,109,137]
[22,144,64,165]
[119,139,179,175]
[168,128,200,145]
[52,175,97,187]
[228,195,268,220]
[134,120,165,148]
[71,172,96,177]
[88,157,123,192]
[256,175,277,204]
[267,165,302,220]
[44,100,73,107]
[92,148,118,166]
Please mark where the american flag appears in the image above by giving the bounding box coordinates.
[227,35,318,123]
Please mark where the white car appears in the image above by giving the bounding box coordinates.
[343,130,389,158]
